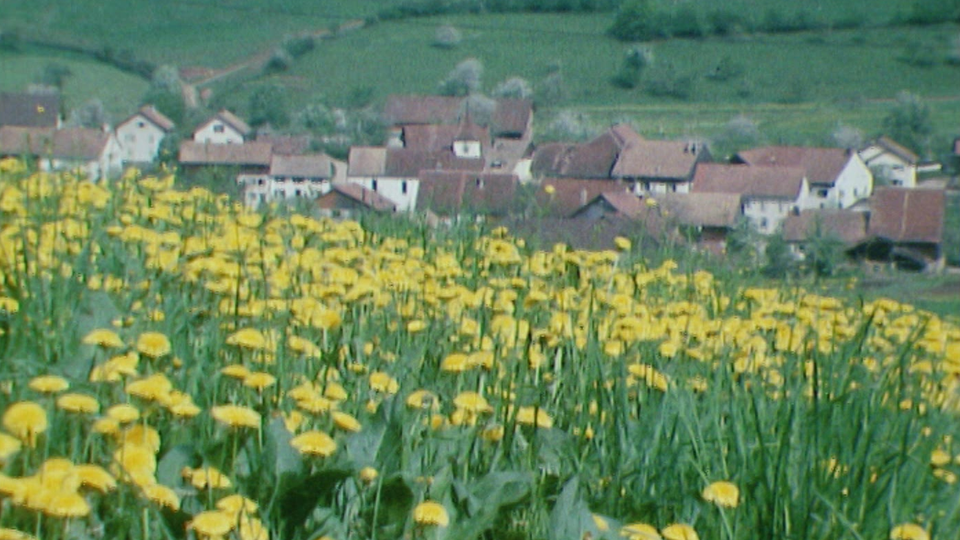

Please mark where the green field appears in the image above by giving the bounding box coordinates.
[0,49,149,120]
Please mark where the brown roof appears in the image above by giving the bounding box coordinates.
[196,109,251,137]
[0,92,60,128]
[692,163,806,200]
[734,146,853,186]
[531,132,624,179]
[269,154,334,178]
[257,134,312,155]
[0,126,111,160]
[417,171,518,215]
[501,216,663,252]
[868,136,919,164]
[571,191,646,219]
[867,187,945,244]
[383,148,483,177]
[318,183,396,212]
[383,95,532,138]
[782,209,868,245]
[612,139,703,181]
[402,124,461,151]
[178,141,272,166]
[455,117,488,142]
[348,146,387,176]
[655,192,742,228]
[120,105,175,132]
[537,179,631,217]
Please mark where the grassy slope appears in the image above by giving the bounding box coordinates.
[0,49,150,119]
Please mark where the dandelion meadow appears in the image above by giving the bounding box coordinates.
[0,159,958,539]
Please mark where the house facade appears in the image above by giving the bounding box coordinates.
[193,110,251,144]
[0,126,122,180]
[116,105,175,164]
[858,137,918,188]
[240,153,344,208]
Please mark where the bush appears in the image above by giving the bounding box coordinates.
[537,71,567,106]
[264,47,294,73]
[248,84,290,128]
[612,46,654,89]
[882,91,933,154]
[900,40,940,67]
[438,58,483,96]
[644,64,696,100]
[492,77,533,100]
[434,25,462,49]
[281,34,316,58]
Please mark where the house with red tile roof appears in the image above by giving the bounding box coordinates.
[0,125,122,180]
[417,171,519,217]
[193,109,251,144]
[570,191,647,220]
[692,163,810,234]
[535,178,631,217]
[116,105,175,164]
[0,92,61,128]
[858,136,918,188]
[733,146,872,209]
[849,187,946,271]
[782,209,869,261]
[238,153,345,208]
[654,192,743,254]
[316,183,397,217]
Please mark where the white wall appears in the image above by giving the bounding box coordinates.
[860,146,916,188]
[194,121,244,144]
[345,177,420,212]
[632,181,691,195]
[238,175,331,208]
[117,115,166,163]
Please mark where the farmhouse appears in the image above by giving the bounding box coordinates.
[0,92,61,128]
[654,192,742,254]
[692,163,809,235]
[850,187,946,272]
[858,136,918,188]
[782,209,868,259]
[416,170,519,218]
[240,153,345,208]
[733,146,872,209]
[316,183,397,218]
[177,140,273,186]
[193,109,251,144]
[115,105,175,164]
[0,126,122,180]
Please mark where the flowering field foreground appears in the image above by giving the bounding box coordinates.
[0,161,959,540]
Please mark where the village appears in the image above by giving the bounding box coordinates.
[0,90,955,273]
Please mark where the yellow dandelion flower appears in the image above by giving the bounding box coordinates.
[28,375,69,394]
[412,500,449,527]
[238,517,269,540]
[243,372,277,391]
[614,236,631,251]
[113,443,157,485]
[136,331,171,358]
[221,364,251,380]
[2,401,48,446]
[226,328,269,350]
[332,411,362,433]
[369,372,399,394]
[56,393,100,414]
[217,494,259,517]
[702,480,740,508]
[359,466,379,484]
[297,396,335,414]
[406,389,439,410]
[287,335,321,358]
[91,417,121,436]
[211,405,262,430]
[190,467,233,490]
[453,391,492,414]
[189,511,234,538]
[514,406,553,428]
[661,523,700,540]
[74,464,117,493]
[890,523,930,540]
[441,353,471,373]
[120,424,162,453]
[323,381,348,401]
[141,483,180,510]
[0,432,22,462]
[620,522,661,540]
[42,491,90,518]
[81,329,125,348]
[290,430,337,457]
[126,373,173,402]
[0,528,38,540]
[106,404,140,424]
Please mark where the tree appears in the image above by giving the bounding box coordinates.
[608,0,660,41]
[713,115,761,156]
[831,123,864,150]
[434,25,462,49]
[612,46,653,89]
[882,91,933,155]
[438,58,483,96]
[248,84,290,128]
[66,98,109,128]
[537,70,567,106]
[460,94,497,127]
[762,232,795,278]
[492,77,533,100]
[36,63,72,91]
[801,221,845,280]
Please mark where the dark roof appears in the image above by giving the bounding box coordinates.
[417,171,518,215]
[382,95,532,138]
[734,146,853,186]
[178,141,272,166]
[865,136,919,164]
[383,148,483,177]
[500,216,662,252]
[269,154,334,178]
[867,187,945,244]
[536,179,630,217]
[782,209,868,245]
[318,183,396,212]
[570,191,646,219]
[612,139,704,181]
[0,126,111,160]
[257,134,313,155]
[402,124,462,151]
[119,105,175,132]
[692,163,806,200]
[0,92,60,128]
[531,130,627,179]
[196,109,251,137]
[655,192,742,228]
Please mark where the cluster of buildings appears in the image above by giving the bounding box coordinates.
[0,90,953,271]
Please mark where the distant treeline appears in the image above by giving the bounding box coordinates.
[372,0,620,21]
[609,0,960,42]
[1,30,155,80]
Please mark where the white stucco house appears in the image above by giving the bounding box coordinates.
[858,136,918,188]
[734,146,872,209]
[240,153,345,208]
[193,109,251,144]
[115,105,175,164]
[0,126,123,180]
[692,163,810,235]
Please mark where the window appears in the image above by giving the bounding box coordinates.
[371,180,378,191]
[213,124,225,134]
[760,218,768,229]
[817,189,829,198]
[401,181,408,194]
[137,121,146,128]
[476,178,484,189]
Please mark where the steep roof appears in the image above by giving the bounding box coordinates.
[0,92,60,128]
[782,209,868,245]
[196,109,251,137]
[269,154,334,178]
[531,129,629,179]
[692,163,806,200]
[655,192,742,228]
[612,139,703,180]
[734,146,853,186]
[120,105,175,132]
[571,191,647,219]
[383,95,532,138]
[178,141,272,166]
[536,178,630,217]
[402,124,462,151]
[417,171,518,215]
[0,126,111,160]
[867,187,945,244]
[318,183,396,212]
[383,148,484,177]
[864,136,919,165]
[348,146,387,177]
